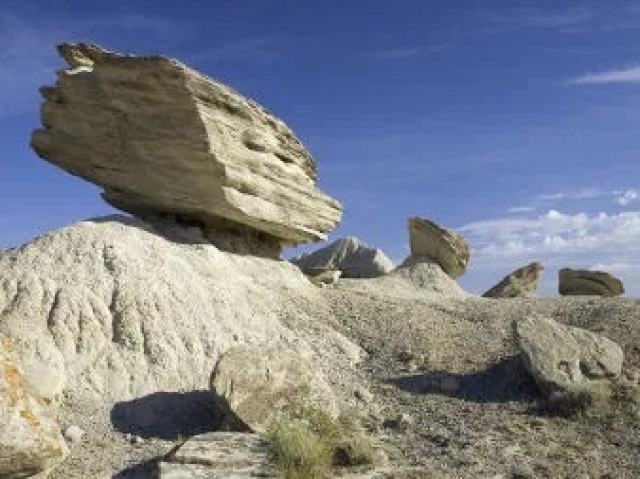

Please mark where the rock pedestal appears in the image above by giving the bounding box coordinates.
[483,262,543,298]
[558,268,624,297]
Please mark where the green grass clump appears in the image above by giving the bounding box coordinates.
[265,405,379,479]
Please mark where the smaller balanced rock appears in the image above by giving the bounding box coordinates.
[558,268,624,297]
[483,261,543,298]
[407,217,470,278]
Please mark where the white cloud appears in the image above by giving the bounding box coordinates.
[506,206,536,213]
[460,210,640,258]
[567,66,640,85]
[614,189,639,205]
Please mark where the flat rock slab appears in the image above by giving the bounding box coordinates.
[32,43,341,245]
[159,432,275,478]
[515,316,624,394]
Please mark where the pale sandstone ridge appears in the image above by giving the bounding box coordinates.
[291,236,394,278]
[559,268,624,297]
[482,261,543,298]
[31,43,342,246]
[0,336,68,478]
[515,316,623,395]
[407,217,470,278]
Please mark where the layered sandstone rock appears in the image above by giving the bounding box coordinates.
[31,43,341,246]
[483,262,543,298]
[558,268,624,297]
[291,236,394,278]
[407,217,470,278]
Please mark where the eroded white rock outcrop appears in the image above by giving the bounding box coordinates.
[0,216,362,408]
[31,43,342,246]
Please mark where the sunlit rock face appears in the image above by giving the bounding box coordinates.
[31,43,342,246]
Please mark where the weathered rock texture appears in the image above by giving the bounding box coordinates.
[407,217,469,278]
[291,236,394,278]
[482,262,543,298]
[515,316,624,395]
[210,343,338,433]
[31,43,342,245]
[0,336,68,478]
[558,268,624,297]
[0,216,362,408]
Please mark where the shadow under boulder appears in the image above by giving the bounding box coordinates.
[389,355,538,403]
[111,390,222,440]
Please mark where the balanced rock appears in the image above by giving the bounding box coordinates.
[515,317,624,395]
[482,262,543,298]
[407,217,469,278]
[0,336,68,478]
[210,343,339,433]
[31,43,342,246]
[291,236,394,278]
[558,268,624,297]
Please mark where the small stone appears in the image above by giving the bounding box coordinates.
[397,348,416,363]
[131,435,143,444]
[354,387,374,403]
[383,413,413,432]
[63,425,85,443]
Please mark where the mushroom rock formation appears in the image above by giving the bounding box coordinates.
[31,43,342,250]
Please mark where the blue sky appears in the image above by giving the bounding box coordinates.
[1,1,639,296]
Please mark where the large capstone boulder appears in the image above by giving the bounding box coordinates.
[407,217,469,278]
[0,336,68,478]
[482,262,543,298]
[291,236,394,279]
[210,343,339,433]
[515,317,624,395]
[558,268,624,297]
[31,43,342,247]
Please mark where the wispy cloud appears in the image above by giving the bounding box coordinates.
[477,6,593,33]
[567,66,640,85]
[615,189,639,205]
[506,206,536,214]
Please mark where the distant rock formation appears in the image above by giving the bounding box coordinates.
[406,217,469,278]
[0,336,68,477]
[558,268,624,297]
[482,262,543,298]
[291,236,394,279]
[31,43,342,248]
[515,316,623,395]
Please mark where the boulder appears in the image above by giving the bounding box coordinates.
[291,237,394,278]
[482,262,543,298]
[0,335,68,478]
[515,317,624,395]
[308,269,342,286]
[31,43,342,246]
[558,268,624,297]
[407,217,469,278]
[210,343,339,433]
